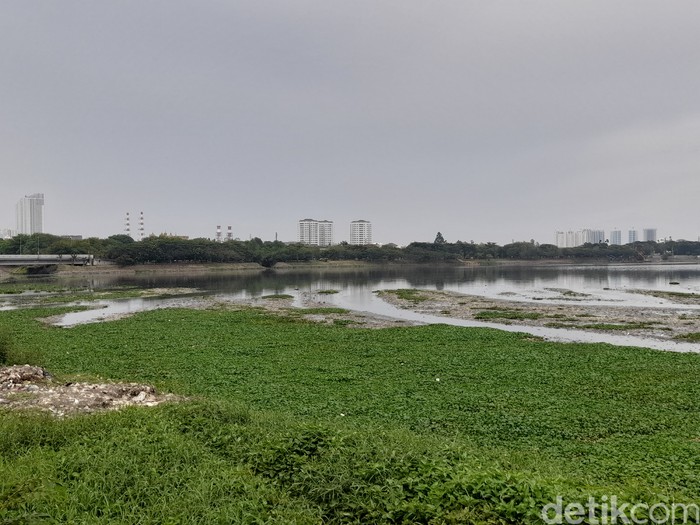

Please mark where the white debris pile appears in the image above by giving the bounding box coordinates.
[0,365,178,417]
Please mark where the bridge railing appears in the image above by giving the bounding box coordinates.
[0,254,94,266]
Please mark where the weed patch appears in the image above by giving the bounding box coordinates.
[385,289,429,303]
[298,307,349,315]
[475,309,543,320]
[674,332,700,342]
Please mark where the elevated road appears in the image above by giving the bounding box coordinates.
[0,254,94,266]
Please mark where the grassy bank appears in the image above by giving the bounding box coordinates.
[2,306,700,523]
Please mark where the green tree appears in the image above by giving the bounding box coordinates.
[434,232,446,244]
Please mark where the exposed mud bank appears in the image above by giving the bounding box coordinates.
[379,289,700,343]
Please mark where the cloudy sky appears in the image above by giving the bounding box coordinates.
[1,1,699,245]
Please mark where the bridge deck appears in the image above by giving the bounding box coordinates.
[0,254,94,266]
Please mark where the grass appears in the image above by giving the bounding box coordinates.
[332,319,362,326]
[0,282,148,304]
[0,330,10,364]
[0,283,75,294]
[674,332,700,342]
[317,289,339,295]
[545,321,662,331]
[2,306,700,522]
[383,289,429,303]
[261,293,294,300]
[296,307,349,315]
[474,309,543,320]
[634,290,700,303]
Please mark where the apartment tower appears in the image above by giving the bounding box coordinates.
[16,193,44,235]
[643,228,657,242]
[610,230,622,246]
[350,220,372,245]
[298,219,334,246]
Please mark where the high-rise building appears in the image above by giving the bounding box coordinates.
[610,230,622,245]
[555,230,578,248]
[555,228,604,248]
[298,219,333,246]
[15,193,44,234]
[350,220,372,245]
[318,220,333,246]
[642,228,657,242]
[555,231,566,248]
[298,219,318,245]
[581,229,605,245]
[628,229,638,244]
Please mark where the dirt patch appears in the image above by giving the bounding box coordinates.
[379,289,700,342]
[0,365,179,417]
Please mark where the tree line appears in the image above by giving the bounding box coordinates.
[0,233,698,266]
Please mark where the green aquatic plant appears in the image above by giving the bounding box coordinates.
[474,309,543,320]
[2,305,700,522]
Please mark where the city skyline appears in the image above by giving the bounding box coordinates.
[1,195,693,245]
[554,227,662,248]
[1,2,699,244]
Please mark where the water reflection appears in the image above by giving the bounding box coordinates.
[42,263,700,298]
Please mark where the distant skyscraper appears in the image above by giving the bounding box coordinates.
[642,228,657,242]
[350,220,372,245]
[581,229,605,245]
[15,193,44,234]
[318,220,333,246]
[628,229,638,243]
[298,219,333,246]
[610,230,622,245]
[555,231,566,248]
[555,228,604,248]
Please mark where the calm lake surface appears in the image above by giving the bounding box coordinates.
[18,263,700,352]
[59,263,700,302]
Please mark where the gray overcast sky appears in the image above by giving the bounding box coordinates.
[1,1,699,245]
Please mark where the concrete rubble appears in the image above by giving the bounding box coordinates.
[0,365,178,417]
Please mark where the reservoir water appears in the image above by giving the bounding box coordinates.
[8,263,700,351]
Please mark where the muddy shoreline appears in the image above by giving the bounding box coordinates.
[377,289,700,343]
